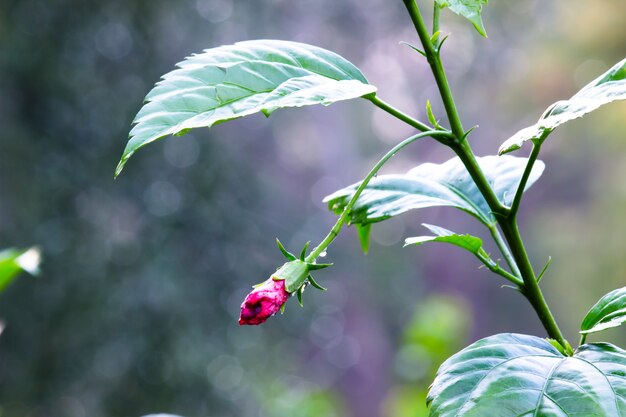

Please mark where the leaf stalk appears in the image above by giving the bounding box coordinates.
[305,130,451,262]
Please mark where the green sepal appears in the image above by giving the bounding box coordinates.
[273,260,310,293]
[296,286,304,307]
[307,274,327,291]
[280,304,286,314]
[276,238,297,261]
[307,262,333,271]
[299,241,310,261]
[356,224,371,254]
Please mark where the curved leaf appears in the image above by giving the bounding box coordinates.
[435,0,489,37]
[324,155,544,227]
[428,333,626,416]
[581,287,626,335]
[500,57,626,154]
[405,223,485,256]
[0,247,41,293]
[117,40,377,176]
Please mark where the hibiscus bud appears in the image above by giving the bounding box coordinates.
[238,256,331,325]
[238,277,290,325]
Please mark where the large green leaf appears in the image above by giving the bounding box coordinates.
[581,287,626,335]
[428,333,626,416]
[500,57,626,154]
[0,247,41,293]
[435,0,489,37]
[324,155,544,227]
[116,40,377,175]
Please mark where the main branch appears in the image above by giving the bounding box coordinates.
[401,0,568,349]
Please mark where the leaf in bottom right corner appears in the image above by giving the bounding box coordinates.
[427,333,626,416]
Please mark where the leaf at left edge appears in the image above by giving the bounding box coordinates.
[0,247,42,293]
[581,286,626,335]
[116,39,377,176]
[500,57,626,154]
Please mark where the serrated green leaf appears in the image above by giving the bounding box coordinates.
[500,57,626,154]
[116,40,377,176]
[428,333,626,416]
[581,286,626,335]
[324,155,544,227]
[435,0,488,37]
[0,247,42,293]
[356,224,371,254]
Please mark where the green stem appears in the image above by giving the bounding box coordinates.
[509,143,541,217]
[367,95,437,133]
[432,2,441,44]
[498,218,568,348]
[488,224,521,277]
[580,333,587,346]
[305,130,451,262]
[402,0,465,140]
[402,0,568,349]
[477,252,523,286]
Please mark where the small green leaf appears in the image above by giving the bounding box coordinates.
[405,224,502,275]
[356,224,371,254]
[0,247,42,293]
[435,0,489,37]
[581,286,626,335]
[405,224,481,252]
[500,57,626,154]
[428,333,626,416]
[324,155,544,228]
[116,40,377,176]
[426,100,440,129]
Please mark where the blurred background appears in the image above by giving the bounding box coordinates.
[1,0,625,416]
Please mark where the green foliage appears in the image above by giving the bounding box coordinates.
[428,333,626,416]
[324,155,544,228]
[435,0,489,37]
[114,2,626,416]
[116,40,376,176]
[581,287,626,335]
[0,247,41,293]
[500,58,626,154]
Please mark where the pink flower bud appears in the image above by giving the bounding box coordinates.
[238,278,290,325]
